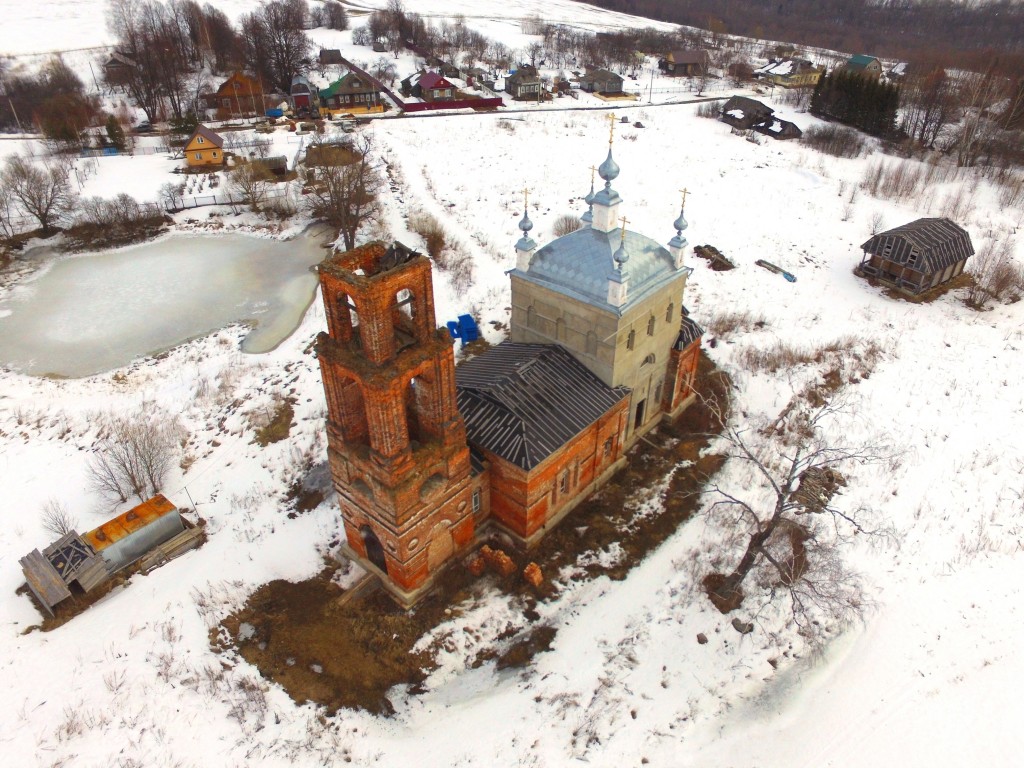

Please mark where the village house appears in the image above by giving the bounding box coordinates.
[319,73,384,115]
[290,74,320,113]
[858,218,974,295]
[401,71,457,102]
[318,48,343,66]
[720,96,774,130]
[840,54,884,79]
[202,72,265,116]
[183,125,224,168]
[577,68,625,95]
[505,65,544,100]
[755,58,824,88]
[658,49,711,76]
[102,51,137,87]
[316,125,702,606]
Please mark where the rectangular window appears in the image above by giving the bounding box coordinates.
[194,152,201,160]
[627,330,635,350]
[603,437,612,456]
[472,488,481,513]
[212,151,218,158]
[559,471,569,494]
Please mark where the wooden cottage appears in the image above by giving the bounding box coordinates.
[858,218,974,294]
[578,68,624,95]
[755,58,824,88]
[183,125,224,168]
[401,71,456,102]
[318,48,343,66]
[505,65,544,100]
[840,54,883,80]
[102,51,137,87]
[319,73,383,114]
[203,72,265,116]
[720,96,774,130]
[658,50,710,76]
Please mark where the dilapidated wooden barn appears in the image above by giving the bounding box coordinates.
[858,218,974,295]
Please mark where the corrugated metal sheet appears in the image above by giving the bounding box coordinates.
[674,309,705,350]
[84,495,185,573]
[83,495,177,552]
[456,343,629,470]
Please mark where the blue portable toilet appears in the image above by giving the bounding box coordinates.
[458,314,479,342]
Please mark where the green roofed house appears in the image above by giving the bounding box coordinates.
[320,72,384,115]
[840,54,883,80]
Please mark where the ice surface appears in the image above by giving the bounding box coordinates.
[0,232,325,377]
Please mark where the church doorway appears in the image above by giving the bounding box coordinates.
[360,525,388,574]
[634,398,647,430]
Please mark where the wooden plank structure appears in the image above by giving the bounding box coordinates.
[19,532,109,616]
[138,522,204,574]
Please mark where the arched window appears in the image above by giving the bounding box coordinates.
[627,329,635,350]
[647,316,656,336]
[641,353,656,367]
[666,302,674,323]
[526,305,535,328]
[585,331,598,355]
[556,317,566,342]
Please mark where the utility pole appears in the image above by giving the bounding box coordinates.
[649,66,654,104]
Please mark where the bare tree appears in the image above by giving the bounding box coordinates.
[41,499,78,538]
[302,134,382,250]
[1,156,76,235]
[370,56,398,87]
[229,162,275,212]
[700,393,892,642]
[88,413,180,504]
[966,235,1020,308]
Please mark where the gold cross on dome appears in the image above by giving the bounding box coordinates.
[679,188,690,210]
[590,165,597,184]
[619,215,629,242]
[523,187,529,210]
[606,112,616,146]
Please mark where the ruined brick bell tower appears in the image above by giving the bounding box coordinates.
[316,241,475,605]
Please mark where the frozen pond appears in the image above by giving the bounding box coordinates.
[0,232,328,377]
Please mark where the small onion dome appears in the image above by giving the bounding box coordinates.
[584,181,596,207]
[581,208,594,225]
[598,148,619,183]
[518,210,534,234]
[613,240,629,269]
[673,205,688,234]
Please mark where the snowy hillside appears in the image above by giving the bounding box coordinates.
[2,2,1024,768]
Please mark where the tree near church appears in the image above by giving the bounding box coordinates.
[302,134,382,250]
[698,390,893,643]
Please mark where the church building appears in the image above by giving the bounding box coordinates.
[316,127,703,606]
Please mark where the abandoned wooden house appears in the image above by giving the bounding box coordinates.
[720,96,774,130]
[858,218,975,294]
[316,129,702,606]
[753,117,803,140]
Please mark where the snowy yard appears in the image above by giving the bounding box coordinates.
[2,1,1024,767]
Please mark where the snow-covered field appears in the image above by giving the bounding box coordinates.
[3,2,1024,767]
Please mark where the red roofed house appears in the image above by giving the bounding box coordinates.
[401,70,457,102]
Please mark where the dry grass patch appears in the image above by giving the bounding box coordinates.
[705,309,769,339]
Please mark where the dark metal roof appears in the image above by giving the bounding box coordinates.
[861,218,974,274]
[674,309,705,350]
[456,343,629,470]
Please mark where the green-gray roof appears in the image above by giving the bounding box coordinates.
[511,226,684,315]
